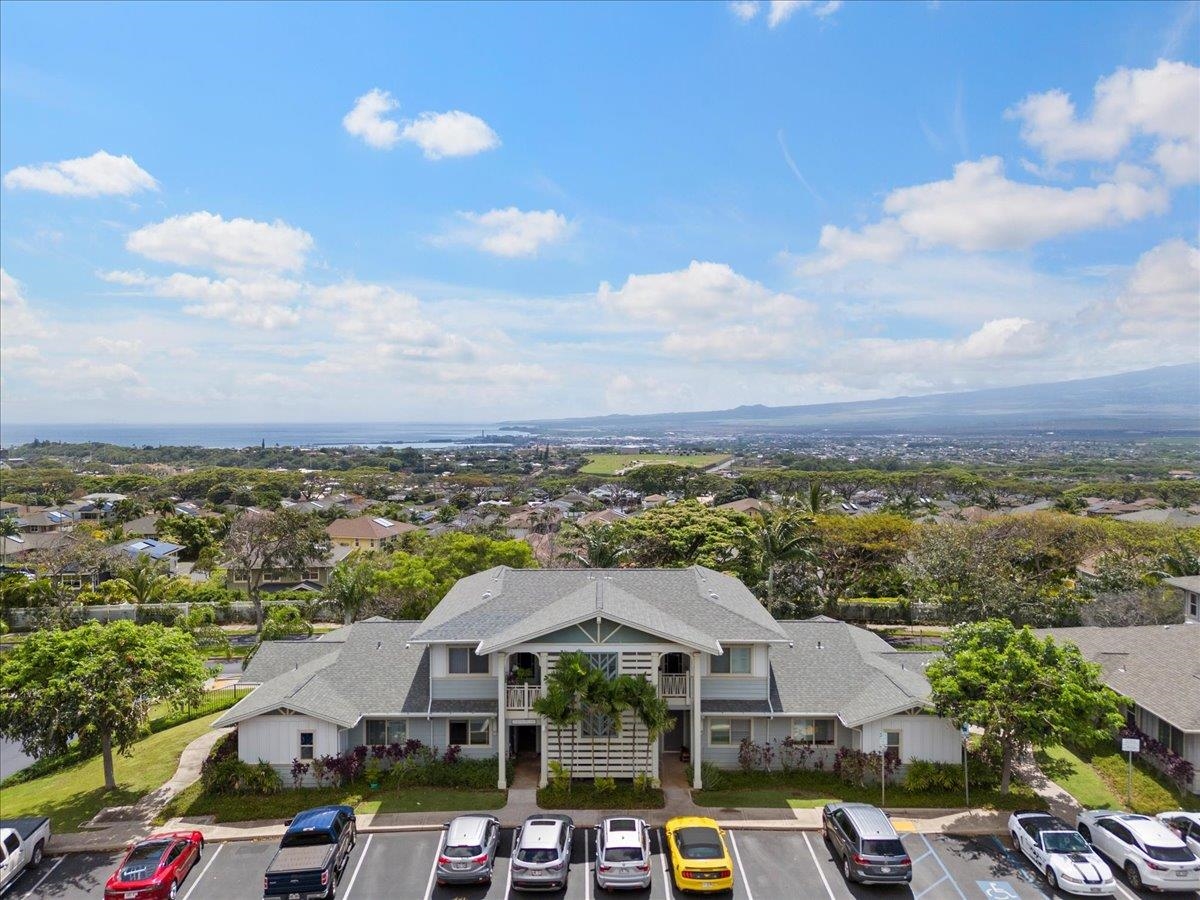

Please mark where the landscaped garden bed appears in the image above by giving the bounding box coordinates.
[536,782,664,810]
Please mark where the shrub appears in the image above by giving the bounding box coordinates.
[290,759,310,789]
[549,760,571,791]
[833,748,901,786]
[903,760,962,792]
[593,776,616,793]
[1119,725,1196,790]
[200,735,281,795]
[684,761,726,791]
[777,737,814,774]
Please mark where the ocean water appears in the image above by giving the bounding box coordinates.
[0,422,521,450]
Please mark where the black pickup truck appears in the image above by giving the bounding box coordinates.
[262,805,356,900]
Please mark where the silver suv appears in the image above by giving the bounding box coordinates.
[595,817,652,891]
[822,802,912,885]
[435,814,500,886]
[511,815,574,891]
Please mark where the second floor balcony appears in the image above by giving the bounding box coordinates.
[659,673,690,699]
[505,683,542,712]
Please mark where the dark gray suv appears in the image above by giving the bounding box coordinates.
[822,802,912,885]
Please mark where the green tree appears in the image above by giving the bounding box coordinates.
[0,517,18,568]
[113,555,172,604]
[0,621,208,790]
[557,524,629,569]
[111,498,146,524]
[619,674,674,782]
[261,604,313,640]
[926,620,1123,793]
[325,553,379,625]
[610,501,758,581]
[156,515,217,560]
[750,509,818,606]
[1151,537,1200,579]
[795,481,833,515]
[533,651,590,791]
[223,509,330,632]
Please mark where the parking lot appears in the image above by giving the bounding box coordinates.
[9,828,1197,900]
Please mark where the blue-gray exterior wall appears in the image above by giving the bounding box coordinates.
[700,676,767,700]
[431,676,496,700]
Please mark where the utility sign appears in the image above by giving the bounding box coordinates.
[1121,738,1140,753]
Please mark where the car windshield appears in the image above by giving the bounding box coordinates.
[516,847,559,864]
[676,827,723,860]
[1044,832,1090,854]
[120,841,169,880]
[604,847,644,863]
[443,844,483,859]
[1144,844,1195,862]
[281,831,334,848]
[862,839,906,856]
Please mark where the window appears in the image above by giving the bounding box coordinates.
[584,652,618,679]
[582,712,615,737]
[449,718,491,746]
[303,568,319,582]
[1189,592,1198,617]
[448,646,489,675]
[708,718,751,746]
[791,718,835,745]
[3,833,19,854]
[365,719,407,746]
[710,645,751,674]
[884,730,902,758]
[299,731,315,760]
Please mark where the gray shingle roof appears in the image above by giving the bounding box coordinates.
[764,620,935,726]
[414,566,789,652]
[1037,624,1200,732]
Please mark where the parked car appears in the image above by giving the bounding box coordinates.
[263,805,356,900]
[1158,812,1200,857]
[511,815,574,891]
[435,814,500,887]
[104,831,205,900]
[1008,811,1115,895]
[663,816,734,893]
[595,817,652,891]
[1076,810,1200,892]
[822,802,912,885]
[0,817,50,896]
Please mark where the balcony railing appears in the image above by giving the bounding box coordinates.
[659,674,690,699]
[506,683,542,711]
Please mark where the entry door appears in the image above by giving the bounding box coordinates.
[662,711,689,751]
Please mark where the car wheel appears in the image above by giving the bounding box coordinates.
[1045,867,1057,890]
[1124,861,1143,890]
[1078,824,1092,843]
[30,841,43,867]
[843,856,855,884]
[168,879,179,900]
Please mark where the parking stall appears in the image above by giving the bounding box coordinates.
[8,829,1197,900]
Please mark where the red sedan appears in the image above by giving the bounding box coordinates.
[104,831,204,900]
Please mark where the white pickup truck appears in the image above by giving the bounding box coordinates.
[0,817,50,895]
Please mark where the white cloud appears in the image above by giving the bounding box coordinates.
[1116,238,1200,323]
[662,325,795,361]
[3,150,158,197]
[126,212,313,275]
[768,0,841,27]
[0,268,49,338]
[310,281,466,358]
[88,337,143,357]
[805,156,1168,269]
[437,208,571,257]
[400,111,500,160]
[599,260,815,326]
[2,344,41,363]
[343,89,500,159]
[604,373,694,413]
[729,1,760,21]
[342,88,402,149]
[1008,60,1199,174]
[102,269,303,329]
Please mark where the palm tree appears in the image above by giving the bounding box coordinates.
[153,498,176,516]
[532,651,590,790]
[796,481,832,515]
[532,684,575,787]
[619,674,673,782]
[115,555,172,604]
[579,665,612,780]
[557,524,629,568]
[325,554,377,624]
[0,517,18,569]
[602,677,631,780]
[751,510,818,603]
[1151,539,1200,579]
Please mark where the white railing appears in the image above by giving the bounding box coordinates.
[506,683,542,711]
[659,674,689,698]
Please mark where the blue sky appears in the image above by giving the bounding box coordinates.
[1,0,1197,423]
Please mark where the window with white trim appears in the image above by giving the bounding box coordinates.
[710,646,751,674]
[790,718,835,745]
[299,731,315,760]
[708,718,751,746]
[365,719,407,746]
[448,718,491,746]
[448,646,489,675]
[1189,593,1198,617]
[884,730,902,758]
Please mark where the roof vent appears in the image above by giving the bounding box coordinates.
[816,640,824,650]
[708,592,718,600]
[376,641,382,650]
[481,591,492,600]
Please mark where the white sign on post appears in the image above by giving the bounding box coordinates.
[1121,738,1140,753]
[879,732,889,749]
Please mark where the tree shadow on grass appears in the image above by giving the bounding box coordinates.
[35,785,143,833]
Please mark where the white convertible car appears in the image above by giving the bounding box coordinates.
[1076,810,1200,893]
[1008,811,1116,895]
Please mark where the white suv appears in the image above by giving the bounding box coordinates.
[511,815,574,892]
[1076,811,1200,892]
[595,817,652,891]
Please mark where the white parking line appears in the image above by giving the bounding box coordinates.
[657,829,672,896]
[17,855,62,900]
[916,834,967,900]
[914,873,949,898]
[801,833,837,900]
[583,834,592,900]
[506,828,518,898]
[180,842,222,900]
[422,833,441,900]
[1113,882,1141,900]
[726,832,753,900]
[341,833,372,899]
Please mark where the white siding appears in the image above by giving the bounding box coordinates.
[238,714,339,767]
[863,713,961,764]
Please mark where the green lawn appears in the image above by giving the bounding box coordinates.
[580,453,731,476]
[692,771,1046,812]
[159,783,505,824]
[1035,745,1122,809]
[536,784,664,810]
[1037,744,1199,814]
[0,713,223,833]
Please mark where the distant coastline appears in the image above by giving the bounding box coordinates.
[0,422,523,450]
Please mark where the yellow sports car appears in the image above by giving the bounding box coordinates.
[664,816,734,893]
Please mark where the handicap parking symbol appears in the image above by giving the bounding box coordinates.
[976,881,1019,900]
